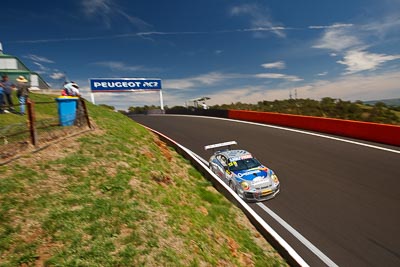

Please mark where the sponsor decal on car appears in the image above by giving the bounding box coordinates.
[236,170,261,178]
[234,169,267,180]
[262,189,273,196]
[252,176,266,182]
[241,154,253,159]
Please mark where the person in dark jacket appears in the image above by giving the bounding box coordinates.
[0,82,4,114]
[1,75,15,111]
[15,76,29,115]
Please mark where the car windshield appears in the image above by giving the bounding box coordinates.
[228,158,261,172]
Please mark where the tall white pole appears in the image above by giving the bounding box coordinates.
[91,93,95,104]
[159,90,164,110]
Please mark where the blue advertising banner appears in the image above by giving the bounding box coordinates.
[90,78,162,92]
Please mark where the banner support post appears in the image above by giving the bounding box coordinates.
[159,90,164,110]
[90,93,95,104]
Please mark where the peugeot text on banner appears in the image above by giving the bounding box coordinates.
[90,78,162,92]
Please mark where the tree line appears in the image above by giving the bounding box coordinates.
[211,97,400,125]
[123,97,399,125]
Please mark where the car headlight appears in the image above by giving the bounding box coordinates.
[271,174,279,185]
[241,181,250,190]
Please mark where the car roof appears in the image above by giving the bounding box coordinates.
[217,149,252,160]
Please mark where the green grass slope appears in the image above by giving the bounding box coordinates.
[0,95,286,266]
[0,93,59,128]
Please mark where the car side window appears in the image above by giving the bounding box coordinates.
[220,156,228,167]
[215,155,224,166]
[216,155,221,165]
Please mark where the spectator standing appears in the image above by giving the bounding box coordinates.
[16,76,29,115]
[63,82,80,96]
[0,82,4,113]
[1,75,15,111]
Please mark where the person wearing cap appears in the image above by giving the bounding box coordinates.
[1,74,15,111]
[16,76,30,115]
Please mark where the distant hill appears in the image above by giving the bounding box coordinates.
[364,98,400,106]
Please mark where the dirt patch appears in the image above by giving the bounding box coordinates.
[153,135,172,161]
[198,206,209,216]
[150,170,173,186]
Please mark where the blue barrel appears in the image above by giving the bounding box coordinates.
[55,97,79,126]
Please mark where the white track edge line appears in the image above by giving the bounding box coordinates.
[257,203,338,267]
[141,124,310,267]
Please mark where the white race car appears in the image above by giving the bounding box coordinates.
[206,141,280,201]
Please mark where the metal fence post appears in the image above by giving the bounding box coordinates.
[27,99,37,146]
[80,98,92,129]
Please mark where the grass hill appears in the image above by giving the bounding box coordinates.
[0,93,286,266]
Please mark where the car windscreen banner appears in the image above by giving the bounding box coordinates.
[90,78,162,92]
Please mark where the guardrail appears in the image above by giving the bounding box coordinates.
[142,124,309,267]
[228,110,400,147]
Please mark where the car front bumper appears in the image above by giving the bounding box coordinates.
[242,185,280,202]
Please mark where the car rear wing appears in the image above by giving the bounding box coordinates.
[205,141,237,151]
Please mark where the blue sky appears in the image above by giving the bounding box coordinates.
[2,0,400,109]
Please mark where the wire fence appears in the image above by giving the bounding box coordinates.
[1,98,92,163]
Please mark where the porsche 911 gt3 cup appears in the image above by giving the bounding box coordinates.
[205,141,280,201]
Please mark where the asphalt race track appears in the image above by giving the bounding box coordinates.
[130,114,400,267]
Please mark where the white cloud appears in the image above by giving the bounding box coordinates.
[93,61,145,72]
[24,54,54,63]
[240,26,288,34]
[32,62,49,72]
[296,70,400,101]
[81,0,152,30]
[312,19,400,75]
[82,0,111,15]
[255,73,303,82]
[361,15,400,36]
[312,27,362,51]
[261,61,286,69]
[308,23,353,29]
[230,4,286,38]
[81,0,115,28]
[206,70,400,105]
[164,71,302,92]
[118,11,152,30]
[337,50,400,74]
[317,71,328,76]
[164,72,230,90]
[50,72,66,80]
